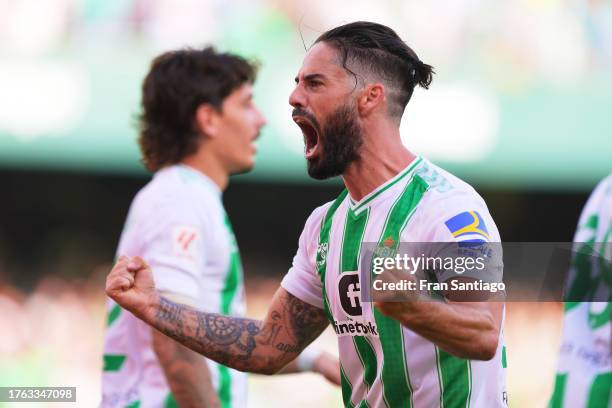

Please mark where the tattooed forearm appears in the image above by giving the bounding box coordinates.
[285,293,329,346]
[199,314,260,359]
[149,288,329,374]
[156,298,184,338]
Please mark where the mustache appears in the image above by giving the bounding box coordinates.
[291,108,321,133]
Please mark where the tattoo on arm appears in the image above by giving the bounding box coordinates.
[156,298,184,338]
[152,289,329,374]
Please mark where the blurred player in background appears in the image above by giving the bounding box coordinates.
[106,22,507,407]
[549,175,611,408]
[101,47,339,408]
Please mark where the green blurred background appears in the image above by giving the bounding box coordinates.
[0,0,610,407]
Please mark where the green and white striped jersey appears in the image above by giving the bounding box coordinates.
[282,157,507,407]
[102,164,247,408]
[549,175,612,408]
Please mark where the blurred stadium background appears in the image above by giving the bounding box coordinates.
[0,0,610,407]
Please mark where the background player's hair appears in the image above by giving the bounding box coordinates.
[138,47,257,172]
[315,21,434,121]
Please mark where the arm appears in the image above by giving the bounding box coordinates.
[376,295,503,360]
[152,329,220,408]
[376,205,504,360]
[151,292,220,408]
[279,349,341,385]
[106,256,329,375]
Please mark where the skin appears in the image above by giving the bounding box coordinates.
[183,83,267,190]
[107,41,502,387]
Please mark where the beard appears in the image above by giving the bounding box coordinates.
[306,103,363,180]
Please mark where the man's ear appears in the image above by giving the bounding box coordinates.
[194,104,220,139]
[357,83,385,116]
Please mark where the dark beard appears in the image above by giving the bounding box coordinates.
[307,104,363,180]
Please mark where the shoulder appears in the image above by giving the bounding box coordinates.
[586,174,612,208]
[129,167,206,235]
[416,160,487,211]
[302,200,335,237]
[576,174,612,232]
[410,160,500,241]
[300,190,348,240]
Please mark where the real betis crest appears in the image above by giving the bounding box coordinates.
[374,236,397,258]
[316,242,329,268]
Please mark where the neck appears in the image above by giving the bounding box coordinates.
[342,124,415,202]
[181,149,229,192]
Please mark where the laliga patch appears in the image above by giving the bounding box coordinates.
[172,225,199,258]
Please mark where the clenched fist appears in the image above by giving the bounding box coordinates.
[106,256,158,320]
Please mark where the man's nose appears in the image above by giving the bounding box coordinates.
[289,86,306,109]
[256,108,267,128]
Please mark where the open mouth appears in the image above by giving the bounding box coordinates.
[293,116,320,159]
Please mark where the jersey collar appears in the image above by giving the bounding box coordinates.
[174,164,222,197]
[347,156,423,215]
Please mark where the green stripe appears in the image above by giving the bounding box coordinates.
[548,373,567,408]
[502,345,507,368]
[164,393,178,408]
[567,238,597,302]
[340,207,378,398]
[315,191,356,406]
[373,175,429,407]
[587,372,612,408]
[341,364,356,408]
[217,214,244,408]
[351,157,422,213]
[584,214,599,230]
[106,303,121,327]
[438,349,471,408]
[317,190,349,322]
[221,215,242,315]
[353,336,378,390]
[341,208,369,271]
[126,400,140,408]
[103,354,126,372]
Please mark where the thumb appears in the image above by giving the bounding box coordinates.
[127,256,146,271]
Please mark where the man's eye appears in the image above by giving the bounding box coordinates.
[309,81,322,88]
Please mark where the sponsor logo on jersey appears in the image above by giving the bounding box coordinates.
[172,225,199,258]
[338,272,363,316]
[445,211,490,246]
[334,272,379,337]
[332,319,379,337]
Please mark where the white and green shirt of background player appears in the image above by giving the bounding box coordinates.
[549,175,612,408]
[102,164,246,408]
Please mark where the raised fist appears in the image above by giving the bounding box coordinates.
[106,256,157,320]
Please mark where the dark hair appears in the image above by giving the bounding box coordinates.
[138,47,257,171]
[315,21,434,120]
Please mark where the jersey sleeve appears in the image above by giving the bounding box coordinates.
[406,192,503,284]
[138,204,204,300]
[280,205,329,309]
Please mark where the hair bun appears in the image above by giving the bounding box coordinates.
[414,60,434,90]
